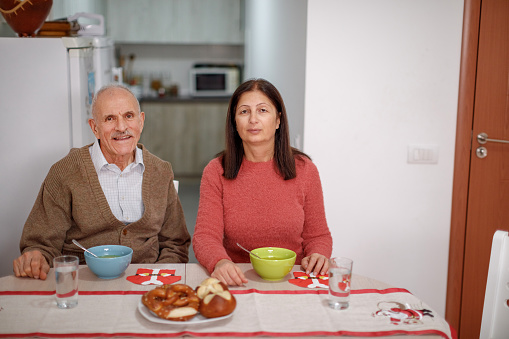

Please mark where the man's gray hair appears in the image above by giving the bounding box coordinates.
[91,83,141,120]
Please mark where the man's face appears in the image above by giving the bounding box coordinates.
[88,88,145,164]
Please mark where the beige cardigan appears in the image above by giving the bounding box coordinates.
[20,144,190,265]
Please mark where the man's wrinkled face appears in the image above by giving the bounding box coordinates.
[89,87,145,163]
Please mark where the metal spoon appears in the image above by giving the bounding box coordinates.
[236,242,262,259]
[72,239,98,258]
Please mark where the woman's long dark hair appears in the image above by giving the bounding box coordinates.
[220,78,310,180]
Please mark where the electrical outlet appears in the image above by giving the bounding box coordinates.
[407,144,439,164]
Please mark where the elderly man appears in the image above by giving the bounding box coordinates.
[13,84,190,280]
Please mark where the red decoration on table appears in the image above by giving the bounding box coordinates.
[372,301,434,325]
[126,268,181,285]
[289,271,329,288]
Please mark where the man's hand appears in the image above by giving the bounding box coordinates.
[211,259,248,286]
[13,250,50,280]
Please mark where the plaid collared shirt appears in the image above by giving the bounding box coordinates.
[89,140,145,224]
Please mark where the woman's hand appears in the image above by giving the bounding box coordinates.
[211,259,249,286]
[301,253,329,276]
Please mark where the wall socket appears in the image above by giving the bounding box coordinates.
[407,144,439,164]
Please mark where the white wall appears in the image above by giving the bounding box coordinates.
[304,0,463,316]
[244,0,307,149]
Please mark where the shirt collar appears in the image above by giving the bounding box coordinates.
[89,140,144,175]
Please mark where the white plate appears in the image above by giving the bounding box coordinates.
[138,300,234,325]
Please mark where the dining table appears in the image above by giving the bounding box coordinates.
[0,263,455,338]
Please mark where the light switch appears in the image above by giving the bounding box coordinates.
[407,144,439,164]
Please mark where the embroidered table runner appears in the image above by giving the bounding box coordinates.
[0,288,453,338]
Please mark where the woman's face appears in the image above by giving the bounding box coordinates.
[235,90,281,149]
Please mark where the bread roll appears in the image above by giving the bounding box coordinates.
[196,278,236,318]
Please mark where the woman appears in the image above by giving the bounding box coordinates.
[193,78,332,286]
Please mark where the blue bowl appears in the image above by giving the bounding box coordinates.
[84,245,133,279]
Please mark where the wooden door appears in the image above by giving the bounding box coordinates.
[446,0,509,338]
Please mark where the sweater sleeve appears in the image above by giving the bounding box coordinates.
[192,158,231,273]
[301,159,333,258]
[19,166,74,267]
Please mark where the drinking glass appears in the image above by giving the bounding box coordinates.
[328,257,353,310]
[53,255,79,309]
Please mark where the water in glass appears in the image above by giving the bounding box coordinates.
[54,256,79,309]
[328,257,353,310]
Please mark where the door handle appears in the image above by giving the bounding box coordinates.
[477,132,509,145]
[476,147,488,159]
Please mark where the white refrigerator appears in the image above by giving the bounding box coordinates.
[0,36,115,277]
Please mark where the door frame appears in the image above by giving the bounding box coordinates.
[445,0,481,332]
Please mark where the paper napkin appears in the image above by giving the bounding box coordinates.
[126,268,181,285]
[289,271,329,288]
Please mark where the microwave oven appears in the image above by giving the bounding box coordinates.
[190,67,240,97]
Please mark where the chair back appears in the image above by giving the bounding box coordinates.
[480,230,509,339]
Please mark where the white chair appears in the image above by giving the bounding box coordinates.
[173,180,179,193]
[480,230,509,339]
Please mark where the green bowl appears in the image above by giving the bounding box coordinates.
[250,247,296,281]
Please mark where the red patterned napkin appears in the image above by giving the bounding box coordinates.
[289,271,329,288]
[126,268,181,285]
[373,301,434,325]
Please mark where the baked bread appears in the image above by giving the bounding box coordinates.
[142,284,200,321]
[196,278,236,318]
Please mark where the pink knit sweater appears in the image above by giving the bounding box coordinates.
[192,156,333,274]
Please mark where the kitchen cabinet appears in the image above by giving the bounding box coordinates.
[106,0,243,44]
[140,101,227,177]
